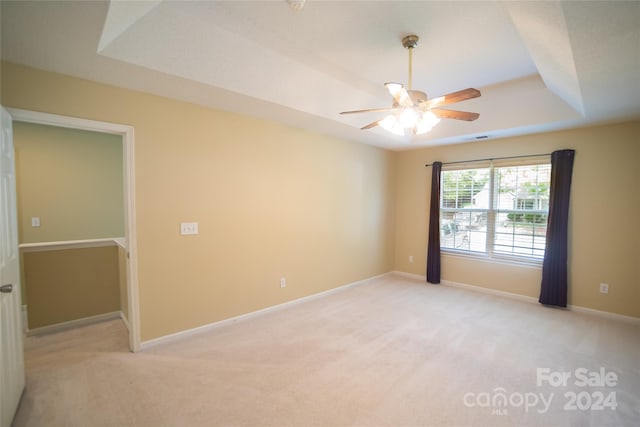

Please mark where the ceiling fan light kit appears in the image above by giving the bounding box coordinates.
[341,35,481,138]
[379,110,441,136]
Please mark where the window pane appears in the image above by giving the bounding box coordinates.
[495,165,551,211]
[442,168,490,209]
[441,210,487,252]
[494,212,547,258]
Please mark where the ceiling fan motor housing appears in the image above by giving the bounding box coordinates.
[392,90,427,108]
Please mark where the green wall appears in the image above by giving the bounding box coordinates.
[14,122,124,243]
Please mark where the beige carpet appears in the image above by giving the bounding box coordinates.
[12,274,640,426]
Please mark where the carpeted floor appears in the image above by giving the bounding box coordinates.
[12,274,640,426]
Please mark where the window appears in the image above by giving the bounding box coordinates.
[440,159,551,261]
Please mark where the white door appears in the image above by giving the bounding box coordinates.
[0,107,25,427]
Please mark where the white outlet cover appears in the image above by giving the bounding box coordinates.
[180,222,199,235]
[31,217,41,227]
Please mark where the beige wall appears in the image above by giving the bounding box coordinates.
[13,122,124,243]
[1,62,397,341]
[22,245,120,328]
[394,122,640,318]
[3,61,636,341]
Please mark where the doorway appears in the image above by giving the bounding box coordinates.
[8,109,140,352]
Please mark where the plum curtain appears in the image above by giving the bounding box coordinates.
[426,161,442,284]
[539,149,575,307]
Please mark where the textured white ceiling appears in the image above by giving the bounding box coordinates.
[2,1,639,150]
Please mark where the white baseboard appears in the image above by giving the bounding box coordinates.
[392,271,426,282]
[141,272,391,350]
[567,304,640,326]
[26,311,123,336]
[392,271,538,304]
[120,311,130,331]
[392,271,640,326]
[442,279,539,305]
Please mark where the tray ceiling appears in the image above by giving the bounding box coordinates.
[2,1,639,150]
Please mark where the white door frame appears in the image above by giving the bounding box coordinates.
[7,108,141,352]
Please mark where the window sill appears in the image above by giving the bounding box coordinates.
[441,249,543,269]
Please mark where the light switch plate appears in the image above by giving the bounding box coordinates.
[180,222,199,235]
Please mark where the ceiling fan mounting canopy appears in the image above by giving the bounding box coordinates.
[402,34,419,50]
[340,34,481,137]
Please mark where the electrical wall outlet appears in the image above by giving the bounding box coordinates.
[280,277,287,288]
[409,255,414,263]
[599,283,609,294]
[31,217,41,227]
[180,222,199,235]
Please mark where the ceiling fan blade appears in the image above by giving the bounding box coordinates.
[340,107,397,115]
[385,82,414,108]
[420,88,481,110]
[431,108,480,121]
[360,120,380,130]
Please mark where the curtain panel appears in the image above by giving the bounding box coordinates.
[426,161,442,284]
[539,149,576,307]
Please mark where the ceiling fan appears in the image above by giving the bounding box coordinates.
[340,35,481,136]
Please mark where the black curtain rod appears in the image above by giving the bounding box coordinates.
[424,153,551,168]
